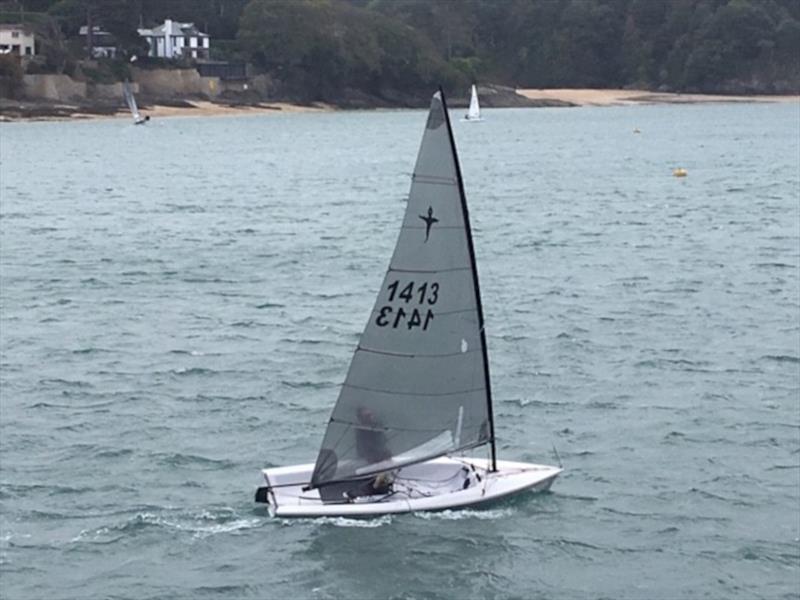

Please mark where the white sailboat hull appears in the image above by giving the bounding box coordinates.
[257,456,561,518]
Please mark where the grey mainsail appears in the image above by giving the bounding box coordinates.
[310,90,495,491]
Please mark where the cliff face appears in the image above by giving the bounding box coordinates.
[4,69,247,105]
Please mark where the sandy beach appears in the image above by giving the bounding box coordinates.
[139,100,333,119]
[0,99,333,122]
[3,89,798,122]
[516,88,800,106]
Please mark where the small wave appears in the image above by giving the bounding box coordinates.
[295,515,393,528]
[0,483,94,498]
[689,487,755,506]
[231,320,265,328]
[414,508,513,521]
[553,537,604,551]
[754,262,796,269]
[193,585,258,597]
[182,277,235,284]
[29,400,115,410]
[38,378,93,388]
[169,367,218,376]
[72,508,265,543]
[761,354,800,364]
[601,507,661,518]
[304,291,354,300]
[586,400,618,410]
[279,337,329,346]
[557,493,598,502]
[94,448,134,459]
[501,334,528,342]
[280,380,336,390]
[256,302,285,309]
[168,350,219,357]
[150,452,235,469]
[71,347,112,355]
[164,204,206,213]
[634,358,713,372]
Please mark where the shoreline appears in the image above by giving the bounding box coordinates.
[516,88,800,106]
[0,99,334,122]
[2,88,798,122]
[137,100,334,119]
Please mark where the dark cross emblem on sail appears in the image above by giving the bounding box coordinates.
[419,206,439,242]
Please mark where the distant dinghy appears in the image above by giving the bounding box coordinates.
[255,89,561,518]
[123,80,149,125]
[462,84,483,122]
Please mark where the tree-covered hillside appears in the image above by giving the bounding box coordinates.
[6,0,799,102]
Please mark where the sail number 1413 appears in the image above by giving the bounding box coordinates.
[375,280,438,330]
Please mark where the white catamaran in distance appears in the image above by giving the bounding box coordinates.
[462,84,483,122]
[123,80,149,125]
[255,89,561,517]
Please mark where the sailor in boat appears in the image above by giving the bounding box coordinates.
[347,407,394,498]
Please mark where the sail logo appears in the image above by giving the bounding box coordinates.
[419,206,439,242]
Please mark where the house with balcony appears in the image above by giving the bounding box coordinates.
[137,19,209,60]
[0,24,35,56]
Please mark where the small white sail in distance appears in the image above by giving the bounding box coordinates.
[123,80,147,125]
[463,84,483,122]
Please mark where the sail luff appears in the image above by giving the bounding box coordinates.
[438,87,497,471]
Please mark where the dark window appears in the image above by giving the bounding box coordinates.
[25,46,31,55]
[11,44,20,53]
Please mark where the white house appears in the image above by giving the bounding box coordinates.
[137,19,209,60]
[0,24,35,56]
[78,25,118,58]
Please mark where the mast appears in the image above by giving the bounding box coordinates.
[438,87,497,472]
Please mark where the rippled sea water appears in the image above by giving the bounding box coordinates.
[1,102,799,600]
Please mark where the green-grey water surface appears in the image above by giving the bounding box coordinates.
[1,102,799,599]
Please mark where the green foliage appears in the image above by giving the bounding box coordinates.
[139,0,249,39]
[10,0,800,98]
[238,0,465,101]
[0,53,23,98]
[48,0,144,53]
[0,53,23,79]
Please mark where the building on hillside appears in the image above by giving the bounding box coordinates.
[78,25,118,58]
[0,24,35,56]
[137,19,209,60]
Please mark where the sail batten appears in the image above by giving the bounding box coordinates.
[343,383,486,397]
[310,89,494,493]
[388,266,470,274]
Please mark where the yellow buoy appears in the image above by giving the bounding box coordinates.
[673,168,687,177]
